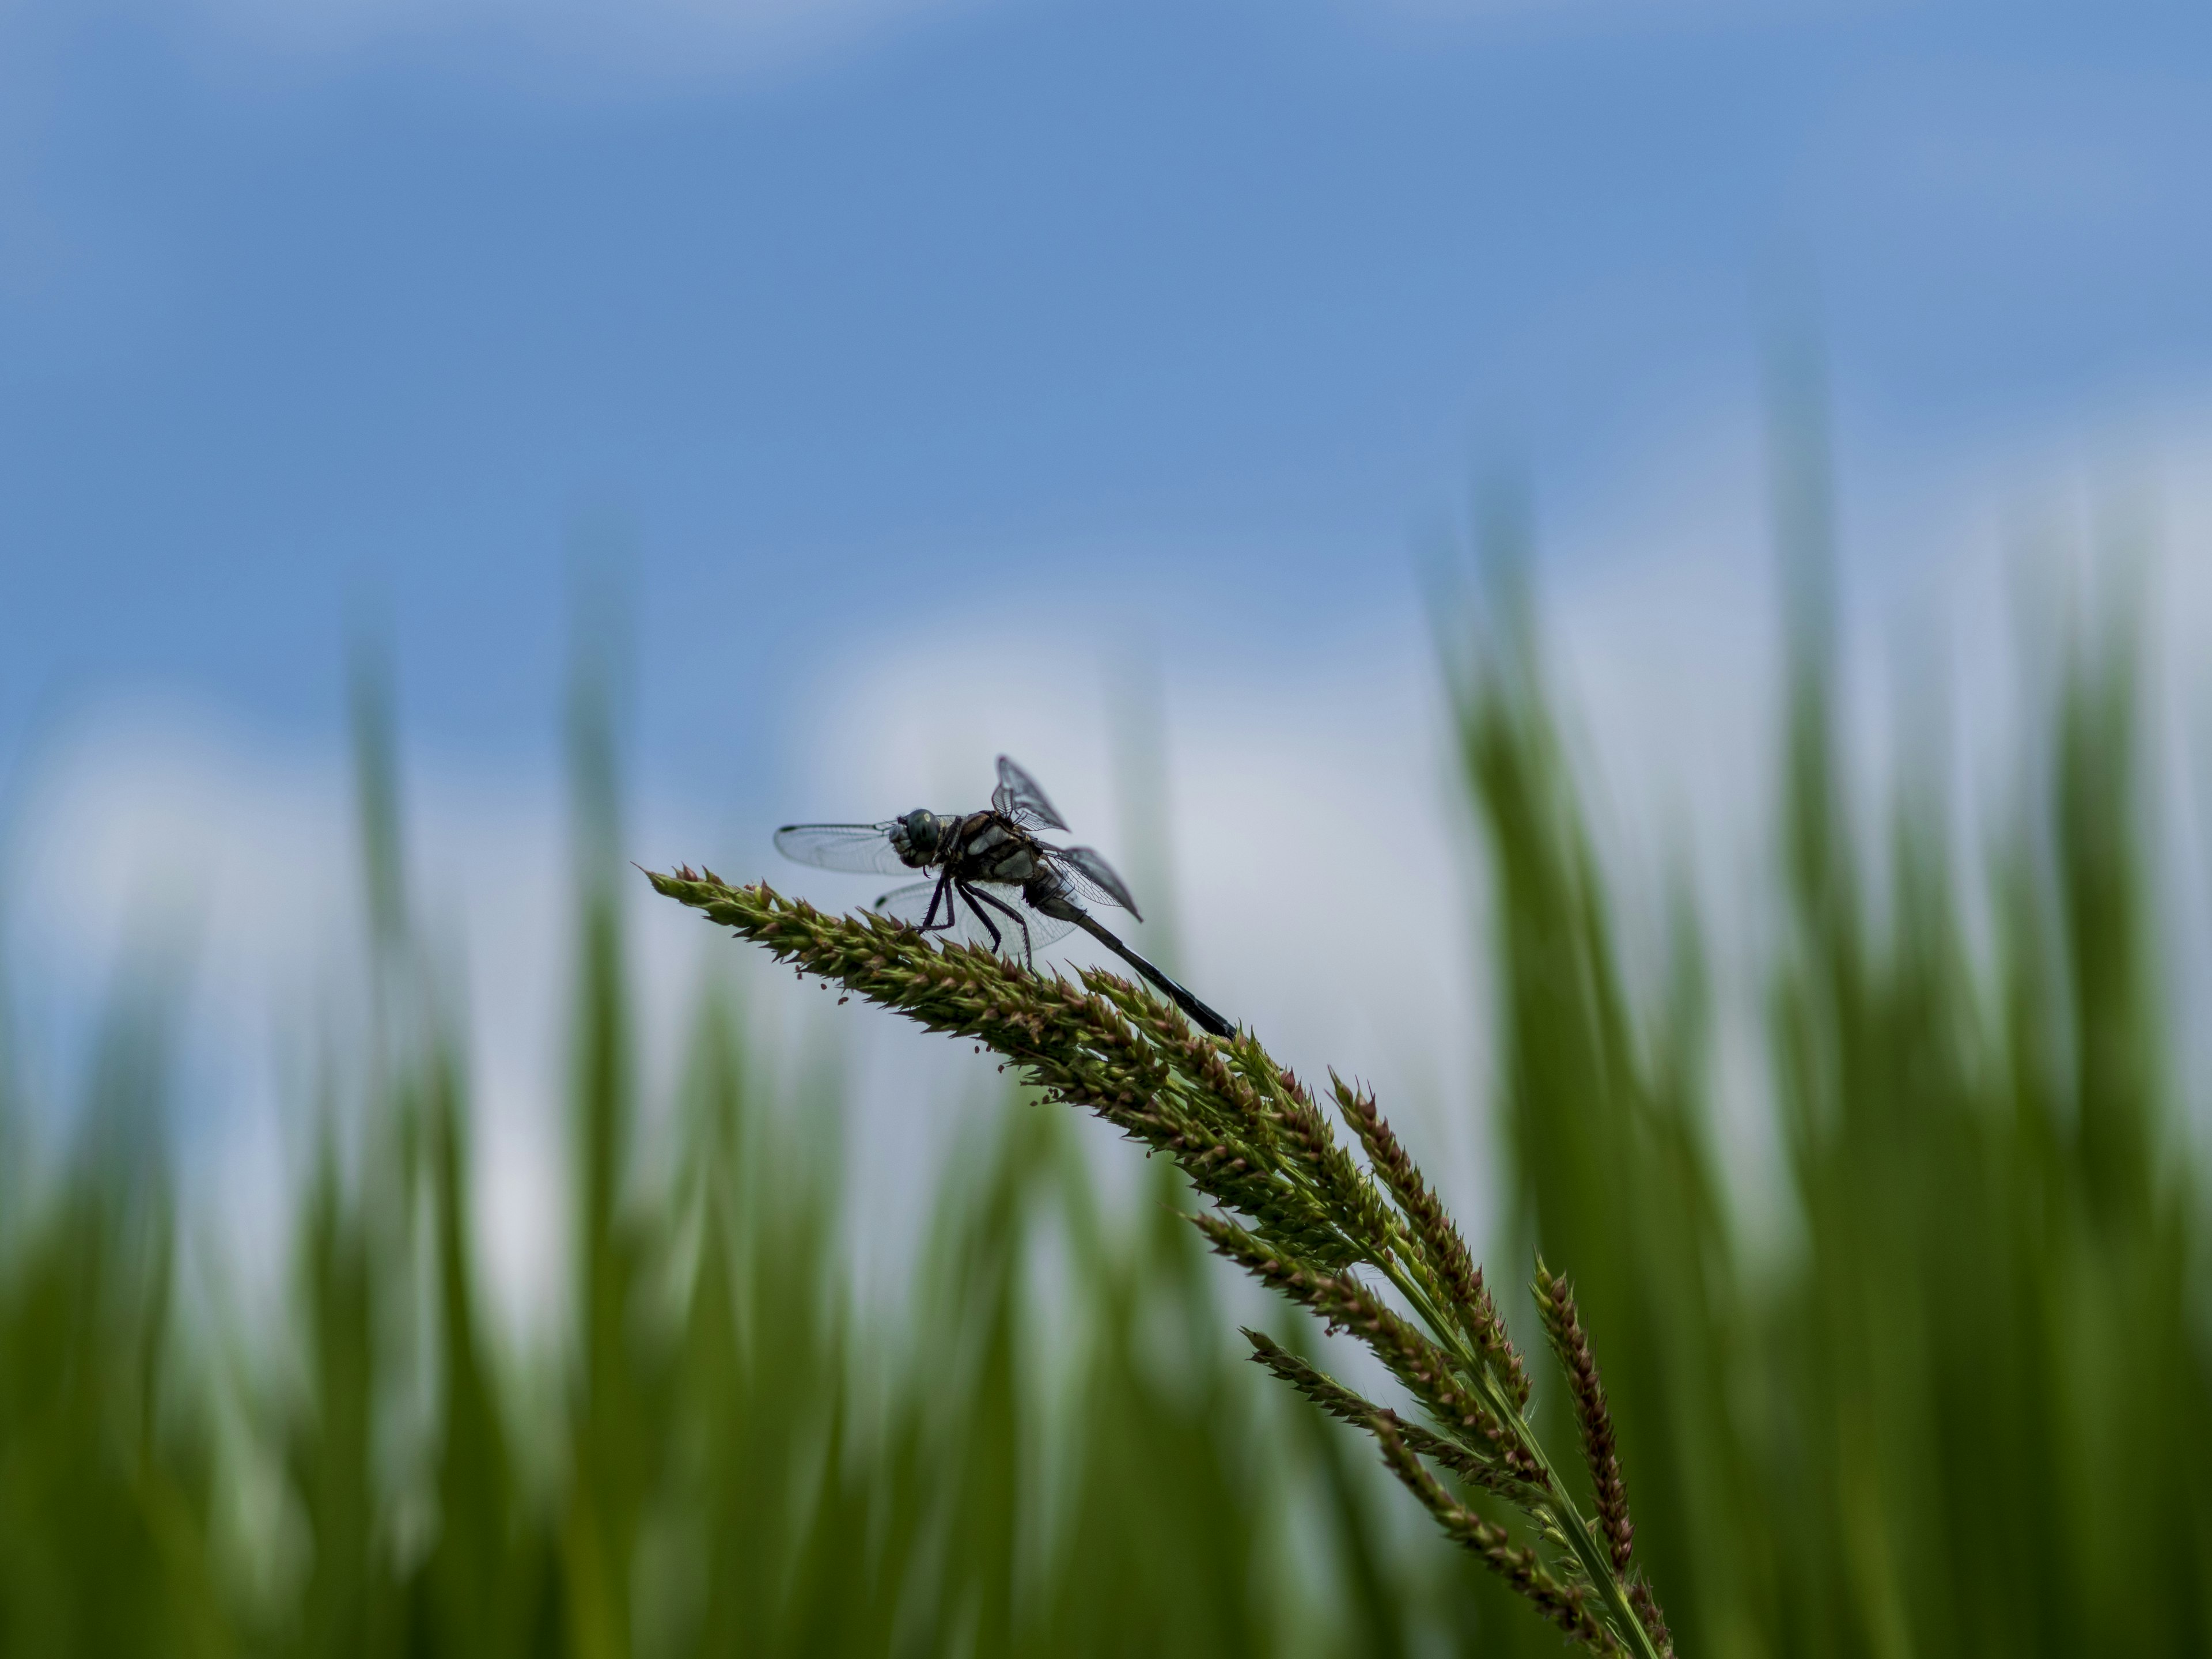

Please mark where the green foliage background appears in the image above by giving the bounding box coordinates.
[3,518,2209,1655]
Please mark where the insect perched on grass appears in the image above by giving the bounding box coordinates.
[774,755,1235,1037]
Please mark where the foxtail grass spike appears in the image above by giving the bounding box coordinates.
[1535,1260,1646,1607]
[1243,1330,1525,1498]
[1331,1074,1531,1406]
[1370,1418,1619,1653]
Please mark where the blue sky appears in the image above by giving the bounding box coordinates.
[3,0,2210,808]
[10,0,2212,1292]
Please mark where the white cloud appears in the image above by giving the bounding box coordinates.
[2,698,722,1343]
[16,399,2212,1336]
[3,629,1505,1334]
[779,599,1497,1240]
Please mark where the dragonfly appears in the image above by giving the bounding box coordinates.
[774,756,1234,1039]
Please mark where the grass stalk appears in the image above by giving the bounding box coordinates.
[645,868,1673,1657]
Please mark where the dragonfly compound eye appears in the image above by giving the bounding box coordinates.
[897,809,941,859]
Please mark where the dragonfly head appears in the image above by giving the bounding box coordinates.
[889,808,943,866]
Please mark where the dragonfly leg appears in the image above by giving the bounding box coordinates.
[954,882,1006,955]
[920,868,955,933]
[967,885,1036,968]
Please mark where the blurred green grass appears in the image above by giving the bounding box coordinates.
[5,519,2211,1656]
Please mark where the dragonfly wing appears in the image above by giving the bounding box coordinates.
[1054,846,1143,921]
[954,884,1078,959]
[774,822,910,876]
[869,880,944,923]
[992,756,1070,832]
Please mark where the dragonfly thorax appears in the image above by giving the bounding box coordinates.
[957,816,1040,882]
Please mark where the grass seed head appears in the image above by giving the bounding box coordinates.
[648,869,1664,1659]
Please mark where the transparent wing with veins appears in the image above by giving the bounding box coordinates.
[773,822,911,877]
[1048,846,1144,919]
[992,756,1069,832]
